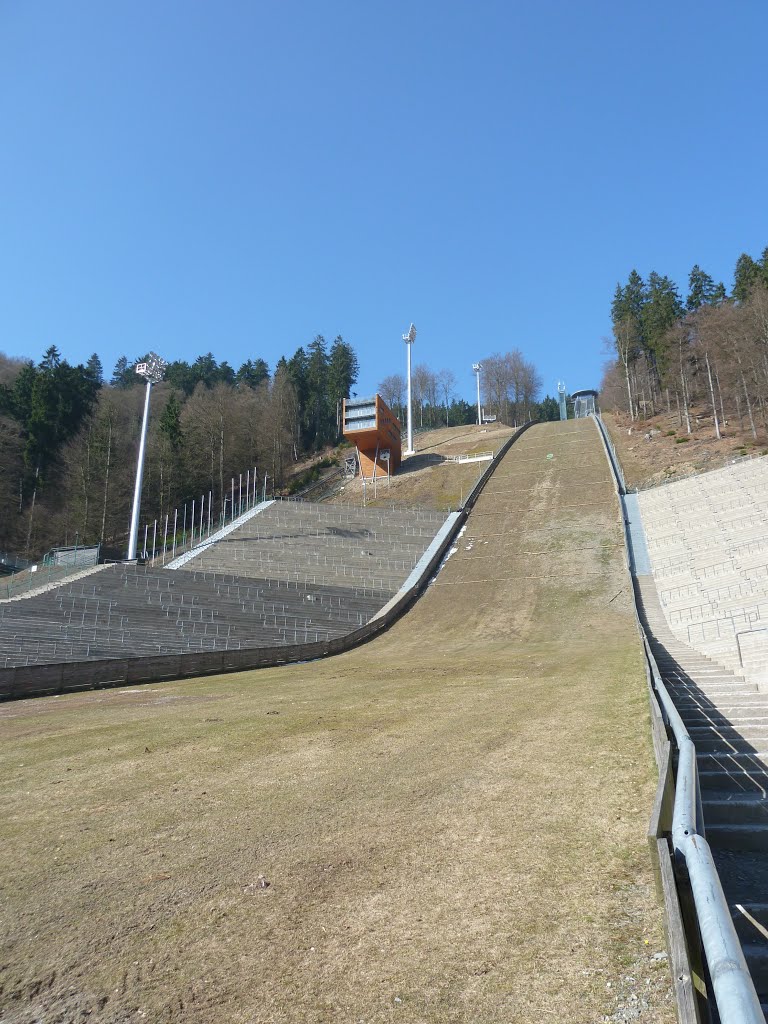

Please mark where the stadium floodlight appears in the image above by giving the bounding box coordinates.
[403,323,417,454]
[472,363,482,426]
[135,352,167,384]
[127,352,168,560]
[557,380,567,421]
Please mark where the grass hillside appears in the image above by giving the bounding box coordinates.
[328,421,516,510]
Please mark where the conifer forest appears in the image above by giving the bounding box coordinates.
[0,334,547,561]
[603,246,768,441]
[0,336,361,559]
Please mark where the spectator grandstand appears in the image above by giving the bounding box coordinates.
[637,457,768,679]
[0,500,446,668]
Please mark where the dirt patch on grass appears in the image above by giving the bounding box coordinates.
[0,420,674,1024]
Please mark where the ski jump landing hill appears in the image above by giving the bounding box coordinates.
[2,417,766,1021]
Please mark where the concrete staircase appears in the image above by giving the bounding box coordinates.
[637,457,768,682]
[635,574,768,1015]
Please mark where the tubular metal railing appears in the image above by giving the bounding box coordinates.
[591,412,764,1024]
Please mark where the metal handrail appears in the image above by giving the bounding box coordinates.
[591,413,764,1023]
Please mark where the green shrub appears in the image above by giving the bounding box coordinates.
[674,437,690,443]
[665,430,676,436]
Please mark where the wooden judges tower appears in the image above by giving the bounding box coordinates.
[342,395,402,481]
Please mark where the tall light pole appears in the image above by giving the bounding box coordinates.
[403,323,417,455]
[557,381,567,421]
[127,352,167,560]
[472,363,482,426]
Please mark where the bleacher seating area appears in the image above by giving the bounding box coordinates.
[638,456,768,676]
[0,501,445,668]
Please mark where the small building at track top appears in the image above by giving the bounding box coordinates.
[572,389,598,418]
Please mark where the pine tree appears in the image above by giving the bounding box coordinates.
[610,271,646,419]
[327,336,359,438]
[306,335,330,449]
[686,265,717,310]
[85,353,104,385]
[642,272,683,380]
[111,356,133,389]
[286,348,310,449]
[611,270,646,338]
[538,396,560,421]
[236,359,270,389]
[759,247,768,288]
[191,353,220,388]
[159,394,183,451]
[164,360,197,395]
[733,253,760,302]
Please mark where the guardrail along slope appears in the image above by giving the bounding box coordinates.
[594,414,766,1023]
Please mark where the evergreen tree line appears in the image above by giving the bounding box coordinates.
[377,349,544,430]
[0,335,359,558]
[603,247,768,438]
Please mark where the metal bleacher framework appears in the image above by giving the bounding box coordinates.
[0,500,445,670]
[0,428,529,699]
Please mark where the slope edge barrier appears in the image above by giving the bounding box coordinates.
[592,413,763,1024]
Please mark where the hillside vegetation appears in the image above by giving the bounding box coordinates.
[327,422,516,510]
[604,247,768,448]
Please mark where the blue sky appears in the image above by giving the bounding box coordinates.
[1,1,767,403]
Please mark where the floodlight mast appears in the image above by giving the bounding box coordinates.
[557,381,567,422]
[403,323,417,455]
[472,363,482,426]
[127,353,167,561]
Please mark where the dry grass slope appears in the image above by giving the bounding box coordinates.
[0,420,674,1024]
[329,422,516,510]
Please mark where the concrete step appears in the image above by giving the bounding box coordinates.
[702,792,768,825]
[699,768,768,795]
[676,703,768,716]
[697,751,768,772]
[667,687,761,702]
[665,677,757,691]
[731,902,768,945]
[682,718,768,736]
[663,677,753,689]
[690,734,768,755]
[689,725,768,751]
[680,709,768,724]
[705,823,768,852]
[659,662,742,675]
[740,941,768,994]
[652,654,743,673]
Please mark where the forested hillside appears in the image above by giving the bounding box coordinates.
[0,336,359,559]
[603,247,768,440]
[1,332,553,561]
